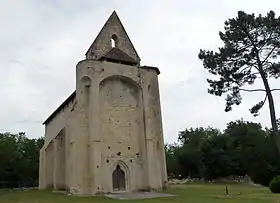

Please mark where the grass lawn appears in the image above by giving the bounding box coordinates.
[0,184,280,203]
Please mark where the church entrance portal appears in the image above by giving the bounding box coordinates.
[112,164,126,191]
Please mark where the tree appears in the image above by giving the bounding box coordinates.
[177,127,221,179]
[198,11,280,153]
[222,119,278,185]
[0,132,44,188]
[200,134,232,180]
[178,127,220,145]
[225,120,265,176]
[165,120,280,185]
[165,143,181,178]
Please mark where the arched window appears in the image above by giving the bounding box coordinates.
[111,34,118,48]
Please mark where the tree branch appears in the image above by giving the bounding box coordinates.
[238,65,252,74]
[240,88,266,92]
[251,72,261,75]
[271,89,280,91]
[264,93,268,104]
[258,31,273,51]
[261,46,276,65]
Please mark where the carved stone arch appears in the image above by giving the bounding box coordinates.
[99,75,142,108]
[80,76,92,87]
[99,75,141,91]
[112,160,129,192]
[80,76,91,107]
[112,160,129,175]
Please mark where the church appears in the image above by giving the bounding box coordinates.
[39,11,167,195]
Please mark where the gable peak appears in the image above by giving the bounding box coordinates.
[110,10,118,18]
[85,11,140,64]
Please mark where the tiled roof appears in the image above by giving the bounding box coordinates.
[100,48,138,65]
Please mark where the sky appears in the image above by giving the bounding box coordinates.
[0,0,280,144]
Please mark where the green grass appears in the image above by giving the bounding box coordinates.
[0,184,280,203]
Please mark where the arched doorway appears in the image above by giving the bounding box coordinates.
[112,164,126,191]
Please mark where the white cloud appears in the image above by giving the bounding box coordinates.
[0,0,279,143]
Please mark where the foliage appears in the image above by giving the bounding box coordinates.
[269,175,280,193]
[200,134,232,180]
[178,127,220,145]
[1,121,280,189]
[165,119,280,186]
[165,143,181,178]
[198,10,280,153]
[177,127,221,178]
[0,132,44,188]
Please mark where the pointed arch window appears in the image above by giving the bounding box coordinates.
[112,164,126,191]
[111,34,118,48]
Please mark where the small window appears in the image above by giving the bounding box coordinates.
[128,147,131,150]
[111,38,116,47]
[111,34,118,48]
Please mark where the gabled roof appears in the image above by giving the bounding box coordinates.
[100,47,138,65]
[85,11,140,62]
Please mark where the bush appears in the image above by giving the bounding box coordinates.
[249,168,274,187]
[269,176,280,193]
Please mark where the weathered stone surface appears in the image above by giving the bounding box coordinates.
[39,11,167,196]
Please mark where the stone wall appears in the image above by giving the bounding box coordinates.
[39,99,75,190]
[99,76,145,191]
[75,59,167,194]
[86,12,140,63]
[40,60,167,194]
[44,98,76,145]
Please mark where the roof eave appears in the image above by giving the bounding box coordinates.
[42,91,76,125]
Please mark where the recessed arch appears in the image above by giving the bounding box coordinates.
[45,141,54,189]
[80,76,92,87]
[112,160,129,191]
[99,75,142,109]
[98,74,144,193]
[112,160,129,173]
[54,128,66,190]
[112,164,125,191]
[99,75,141,91]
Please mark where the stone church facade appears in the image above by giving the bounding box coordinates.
[39,11,167,195]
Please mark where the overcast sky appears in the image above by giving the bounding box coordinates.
[0,0,280,143]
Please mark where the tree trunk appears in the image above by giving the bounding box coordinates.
[253,46,280,154]
[259,71,280,154]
